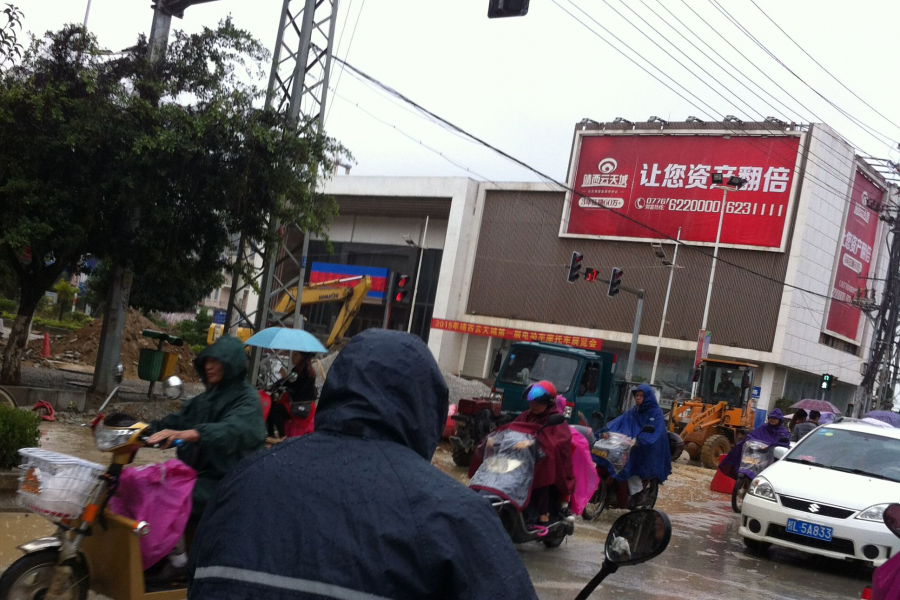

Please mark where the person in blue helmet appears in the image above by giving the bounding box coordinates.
[604,383,672,503]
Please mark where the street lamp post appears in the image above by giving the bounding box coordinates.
[650,228,681,385]
[404,215,429,334]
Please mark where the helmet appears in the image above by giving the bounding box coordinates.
[523,380,557,404]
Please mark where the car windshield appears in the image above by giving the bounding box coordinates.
[786,427,900,482]
[498,348,579,393]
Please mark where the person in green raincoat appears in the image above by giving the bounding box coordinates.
[147,335,266,516]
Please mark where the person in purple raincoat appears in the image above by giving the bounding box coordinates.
[719,408,791,478]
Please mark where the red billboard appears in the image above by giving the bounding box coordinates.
[824,169,883,343]
[561,131,804,251]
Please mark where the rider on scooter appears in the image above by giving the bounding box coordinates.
[718,408,790,479]
[603,384,672,504]
[513,380,575,525]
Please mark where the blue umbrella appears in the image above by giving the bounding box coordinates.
[244,327,327,353]
[863,411,900,428]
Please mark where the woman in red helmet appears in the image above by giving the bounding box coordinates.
[514,380,575,525]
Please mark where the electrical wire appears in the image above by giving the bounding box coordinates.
[747,0,900,135]
[324,0,367,126]
[329,51,881,311]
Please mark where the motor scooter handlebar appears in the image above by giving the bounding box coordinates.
[138,435,185,449]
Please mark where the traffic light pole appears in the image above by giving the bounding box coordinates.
[382,273,396,329]
[600,278,645,382]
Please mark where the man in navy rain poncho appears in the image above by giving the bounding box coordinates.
[605,384,672,501]
[188,329,539,600]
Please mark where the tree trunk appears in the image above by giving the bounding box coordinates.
[0,296,40,385]
[58,300,65,322]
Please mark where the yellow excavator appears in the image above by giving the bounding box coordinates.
[208,275,372,349]
[668,358,757,469]
[271,275,372,348]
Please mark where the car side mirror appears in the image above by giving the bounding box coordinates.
[641,425,655,434]
[605,509,671,566]
[884,504,900,539]
[163,376,184,400]
[773,446,789,460]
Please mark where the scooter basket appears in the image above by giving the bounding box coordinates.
[591,432,636,475]
[16,448,105,520]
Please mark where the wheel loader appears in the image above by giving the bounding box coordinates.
[668,359,757,469]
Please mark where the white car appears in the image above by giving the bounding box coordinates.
[739,420,900,566]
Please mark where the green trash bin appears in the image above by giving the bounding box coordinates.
[138,349,164,382]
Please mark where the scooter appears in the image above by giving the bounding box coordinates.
[582,426,659,521]
[574,509,672,600]
[469,414,575,548]
[0,367,189,600]
[861,503,900,599]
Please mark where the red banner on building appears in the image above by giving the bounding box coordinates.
[430,318,603,351]
[562,132,803,251]
[824,169,883,343]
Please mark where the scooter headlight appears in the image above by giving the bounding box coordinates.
[94,423,137,451]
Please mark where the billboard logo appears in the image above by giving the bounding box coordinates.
[598,158,618,173]
[578,197,625,209]
[582,157,628,189]
[854,200,870,224]
[842,252,863,275]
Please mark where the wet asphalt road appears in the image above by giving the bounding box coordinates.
[1,427,876,599]
[432,446,873,600]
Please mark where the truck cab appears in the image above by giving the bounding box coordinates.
[450,341,617,466]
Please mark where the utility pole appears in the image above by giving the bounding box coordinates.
[599,277,645,382]
[91,6,172,397]
[407,216,429,333]
[224,0,340,384]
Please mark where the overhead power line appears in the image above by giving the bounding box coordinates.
[747,0,900,135]
[330,51,888,311]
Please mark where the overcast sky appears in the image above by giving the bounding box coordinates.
[18,0,900,184]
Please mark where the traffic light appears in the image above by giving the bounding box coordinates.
[608,267,624,297]
[821,373,836,390]
[488,0,529,18]
[567,252,583,283]
[584,268,598,282]
[393,273,410,303]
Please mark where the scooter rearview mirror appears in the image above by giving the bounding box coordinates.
[287,372,299,383]
[884,504,900,539]
[641,425,655,434]
[605,509,671,566]
[545,414,566,427]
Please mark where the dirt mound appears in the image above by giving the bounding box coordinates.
[27,308,200,382]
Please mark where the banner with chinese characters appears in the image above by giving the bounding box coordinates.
[824,169,883,343]
[430,318,603,351]
[561,131,804,251]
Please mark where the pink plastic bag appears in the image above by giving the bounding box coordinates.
[569,426,600,516]
[108,459,196,570]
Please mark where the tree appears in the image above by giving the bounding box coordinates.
[0,4,23,68]
[52,279,77,321]
[0,22,346,384]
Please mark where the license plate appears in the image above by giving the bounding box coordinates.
[786,518,833,542]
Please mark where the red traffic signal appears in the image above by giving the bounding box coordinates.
[608,268,624,297]
[584,268,598,282]
[393,273,410,303]
[567,252,583,283]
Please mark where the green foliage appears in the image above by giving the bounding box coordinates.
[190,344,204,355]
[67,311,92,325]
[2,310,85,331]
[143,311,169,331]
[175,308,213,348]
[773,397,793,413]
[0,297,14,312]
[0,21,346,382]
[0,4,23,69]
[0,403,40,470]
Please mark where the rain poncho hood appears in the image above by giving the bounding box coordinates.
[604,384,671,482]
[189,329,539,600]
[152,335,265,514]
[747,408,791,446]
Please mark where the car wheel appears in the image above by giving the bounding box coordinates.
[743,537,770,555]
[701,434,732,469]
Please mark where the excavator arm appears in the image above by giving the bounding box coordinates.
[272,275,373,349]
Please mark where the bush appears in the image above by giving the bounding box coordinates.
[190,344,204,355]
[0,297,16,313]
[144,312,169,330]
[175,308,213,348]
[66,312,93,325]
[0,311,86,332]
[0,404,41,470]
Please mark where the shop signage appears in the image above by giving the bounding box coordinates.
[309,262,389,301]
[824,169,883,343]
[430,318,603,350]
[561,131,803,251]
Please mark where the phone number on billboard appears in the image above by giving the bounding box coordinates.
[660,199,766,216]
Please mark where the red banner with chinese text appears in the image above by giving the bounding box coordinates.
[824,169,883,342]
[563,132,802,250]
[430,319,603,351]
